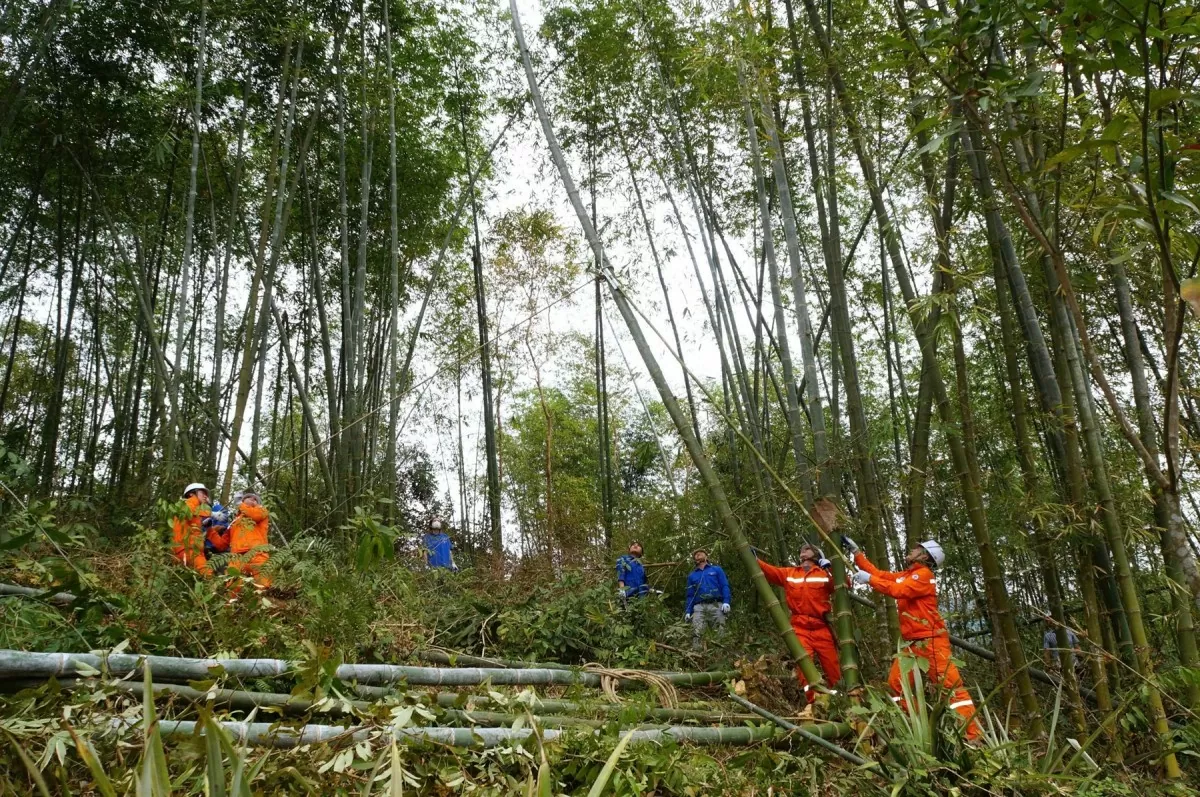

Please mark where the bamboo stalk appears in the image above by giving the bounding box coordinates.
[359,687,757,724]
[414,651,733,684]
[507,0,823,688]
[0,651,731,689]
[106,718,784,748]
[0,583,77,605]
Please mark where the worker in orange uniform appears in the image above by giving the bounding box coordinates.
[757,542,841,709]
[227,492,272,591]
[171,483,213,576]
[842,535,981,741]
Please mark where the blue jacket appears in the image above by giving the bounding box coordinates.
[616,554,648,597]
[685,564,731,614]
[423,533,454,569]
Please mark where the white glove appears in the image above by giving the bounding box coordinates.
[818,558,832,569]
[721,603,731,614]
[852,569,872,585]
[685,613,692,621]
[841,535,860,554]
[618,587,627,597]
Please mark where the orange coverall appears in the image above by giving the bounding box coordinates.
[758,559,842,702]
[171,495,212,575]
[854,551,980,739]
[227,502,271,589]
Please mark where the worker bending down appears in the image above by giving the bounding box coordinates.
[227,492,272,591]
[757,542,841,707]
[172,483,213,576]
[842,535,981,741]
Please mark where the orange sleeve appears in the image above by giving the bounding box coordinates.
[239,504,269,522]
[853,551,897,578]
[866,570,936,600]
[757,559,788,587]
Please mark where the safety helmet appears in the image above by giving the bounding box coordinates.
[183,482,208,499]
[919,540,946,567]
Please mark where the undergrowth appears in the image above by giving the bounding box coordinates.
[0,504,1196,794]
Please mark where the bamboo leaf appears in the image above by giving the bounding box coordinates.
[67,726,117,797]
[585,729,636,797]
[389,739,404,797]
[203,713,228,797]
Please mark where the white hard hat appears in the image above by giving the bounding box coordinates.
[183,482,208,498]
[919,540,945,567]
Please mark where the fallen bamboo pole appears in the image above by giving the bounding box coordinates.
[0,650,728,689]
[416,650,571,671]
[3,678,675,730]
[0,583,78,605]
[1,678,366,715]
[355,686,757,724]
[107,718,784,748]
[728,693,886,777]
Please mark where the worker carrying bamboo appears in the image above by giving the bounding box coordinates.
[423,518,458,571]
[757,543,841,707]
[842,534,981,741]
[685,548,731,649]
[171,483,213,576]
[616,541,649,599]
[227,492,272,590]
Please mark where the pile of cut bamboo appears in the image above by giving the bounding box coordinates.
[0,648,858,756]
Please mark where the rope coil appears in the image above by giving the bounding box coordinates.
[583,664,679,709]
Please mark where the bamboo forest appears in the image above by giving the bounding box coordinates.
[2,0,1200,791]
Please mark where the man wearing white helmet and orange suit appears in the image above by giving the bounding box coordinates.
[842,535,981,741]
[172,483,213,576]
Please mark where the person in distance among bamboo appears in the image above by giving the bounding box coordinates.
[226,492,272,592]
[756,542,841,711]
[841,534,982,741]
[171,482,213,576]
[423,518,458,571]
[616,541,649,601]
[685,548,731,650]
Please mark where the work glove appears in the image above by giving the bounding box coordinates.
[685,612,692,621]
[840,535,859,555]
[852,569,872,585]
[818,557,832,570]
[617,587,627,597]
[721,603,731,615]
